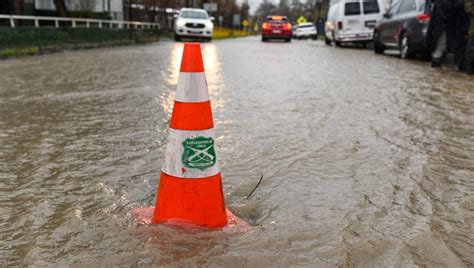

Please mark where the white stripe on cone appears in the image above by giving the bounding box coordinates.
[175,72,209,103]
[163,128,220,179]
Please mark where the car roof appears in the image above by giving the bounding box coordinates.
[180,8,207,12]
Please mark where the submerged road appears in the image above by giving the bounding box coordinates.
[1,36,474,266]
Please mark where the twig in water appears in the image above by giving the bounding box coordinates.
[245,175,264,199]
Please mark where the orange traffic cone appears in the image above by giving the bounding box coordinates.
[151,43,227,228]
[133,43,249,231]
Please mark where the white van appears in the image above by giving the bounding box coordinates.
[325,0,385,46]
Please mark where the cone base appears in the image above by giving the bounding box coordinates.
[132,207,251,233]
[153,172,228,228]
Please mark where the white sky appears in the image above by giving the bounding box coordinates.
[237,0,279,14]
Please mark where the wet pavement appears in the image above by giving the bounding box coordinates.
[1,36,473,267]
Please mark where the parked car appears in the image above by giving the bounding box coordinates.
[174,8,214,41]
[325,0,385,46]
[292,25,298,38]
[293,22,318,40]
[261,16,292,42]
[373,0,432,58]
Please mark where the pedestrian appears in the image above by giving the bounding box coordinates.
[427,0,467,68]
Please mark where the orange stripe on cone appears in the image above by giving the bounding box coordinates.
[170,101,214,130]
[152,172,227,228]
[180,43,205,73]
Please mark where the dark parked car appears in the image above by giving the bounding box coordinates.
[373,0,433,58]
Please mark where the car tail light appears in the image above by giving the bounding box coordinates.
[284,23,292,30]
[326,21,334,31]
[262,22,270,30]
[416,13,431,22]
[337,21,343,30]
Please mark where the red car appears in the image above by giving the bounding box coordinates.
[261,16,292,42]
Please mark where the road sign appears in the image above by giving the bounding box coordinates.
[203,3,218,12]
[242,19,249,27]
[297,16,307,25]
[232,14,241,26]
[218,15,223,28]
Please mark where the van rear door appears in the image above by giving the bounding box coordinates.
[342,1,363,36]
[361,0,382,35]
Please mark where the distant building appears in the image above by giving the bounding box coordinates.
[34,0,124,20]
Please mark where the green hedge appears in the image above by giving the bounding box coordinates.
[0,27,160,49]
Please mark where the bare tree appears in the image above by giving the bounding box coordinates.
[53,0,68,17]
[255,0,277,20]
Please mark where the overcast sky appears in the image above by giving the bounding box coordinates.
[237,0,279,14]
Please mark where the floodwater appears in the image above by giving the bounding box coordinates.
[1,36,473,267]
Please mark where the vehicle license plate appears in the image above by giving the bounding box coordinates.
[348,19,359,24]
[273,30,281,33]
[365,20,376,28]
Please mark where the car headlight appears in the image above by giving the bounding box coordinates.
[205,21,213,28]
[177,20,185,27]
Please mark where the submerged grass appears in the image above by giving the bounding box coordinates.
[213,28,254,40]
[160,28,255,41]
[0,47,40,58]
[0,27,160,59]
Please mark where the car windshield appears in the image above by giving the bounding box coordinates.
[266,16,288,22]
[180,11,208,19]
[298,24,314,28]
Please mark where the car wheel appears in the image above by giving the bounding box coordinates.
[399,33,413,59]
[285,38,291,42]
[174,34,181,42]
[325,36,331,45]
[261,36,267,42]
[312,35,318,40]
[373,32,385,54]
[335,40,342,47]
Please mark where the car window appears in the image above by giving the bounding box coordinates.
[180,11,208,19]
[387,1,402,16]
[416,0,425,11]
[398,0,417,14]
[419,0,433,12]
[298,24,315,28]
[266,16,288,22]
[345,2,361,16]
[363,0,380,14]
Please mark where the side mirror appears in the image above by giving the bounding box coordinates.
[210,16,215,21]
[383,13,390,19]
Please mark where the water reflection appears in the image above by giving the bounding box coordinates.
[166,43,225,108]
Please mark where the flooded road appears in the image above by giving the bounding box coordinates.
[1,36,473,267]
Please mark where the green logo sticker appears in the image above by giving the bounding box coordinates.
[181,136,216,170]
